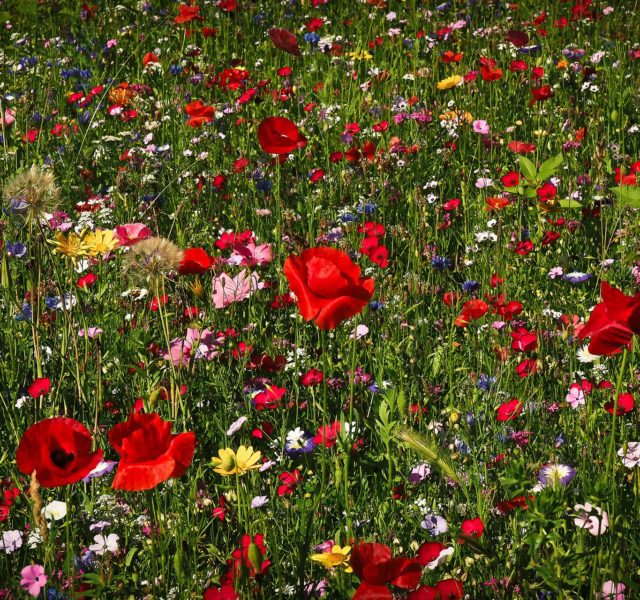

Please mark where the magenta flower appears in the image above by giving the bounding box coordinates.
[20,564,48,597]
[473,119,490,134]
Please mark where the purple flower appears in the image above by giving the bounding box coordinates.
[408,463,431,483]
[562,271,592,284]
[537,464,576,487]
[421,514,448,535]
[81,460,118,483]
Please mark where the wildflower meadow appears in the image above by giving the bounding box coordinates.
[1,0,640,598]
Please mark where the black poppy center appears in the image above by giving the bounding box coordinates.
[50,448,75,470]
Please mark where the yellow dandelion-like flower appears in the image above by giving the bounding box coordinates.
[211,446,262,477]
[84,228,120,257]
[48,230,89,260]
[3,166,60,224]
[310,545,352,573]
[123,236,184,282]
[347,49,373,61]
[436,75,463,90]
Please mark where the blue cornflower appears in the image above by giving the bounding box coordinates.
[15,303,32,322]
[477,374,496,392]
[562,272,592,284]
[431,256,453,270]
[303,32,320,46]
[255,178,272,193]
[369,300,384,310]
[340,213,358,223]
[461,280,480,292]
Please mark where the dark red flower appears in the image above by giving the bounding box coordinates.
[179,247,214,274]
[409,579,464,600]
[257,116,307,155]
[28,377,51,398]
[268,28,302,57]
[350,543,423,600]
[16,417,103,487]
[531,84,553,105]
[496,398,523,422]
[505,29,529,47]
[108,413,195,491]
[283,247,374,330]
[203,584,238,600]
[578,282,640,355]
[515,358,538,378]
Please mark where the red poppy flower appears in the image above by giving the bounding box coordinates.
[501,171,520,187]
[530,84,553,105]
[142,52,160,66]
[108,413,195,491]
[185,100,215,127]
[454,299,489,327]
[203,584,238,600]
[350,543,423,600]
[313,421,340,447]
[514,240,534,255]
[508,141,536,154]
[257,116,307,155]
[486,196,510,210]
[515,358,538,378]
[277,469,301,496]
[27,377,51,398]
[409,579,464,600]
[16,417,103,487]
[506,29,529,47]
[604,393,635,416]
[496,398,523,422]
[459,517,485,544]
[578,282,640,355]
[179,247,214,274]
[283,247,374,330]
[300,368,323,386]
[536,181,557,202]
[268,28,302,57]
[511,328,538,353]
[77,273,98,288]
[174,4,203,24]
[479,57,503,81]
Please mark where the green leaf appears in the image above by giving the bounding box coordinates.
[537,153,563,182]
[524,187,538,199]
[611,186,640,208]
[558,198,582,208]
[518,155,537,181]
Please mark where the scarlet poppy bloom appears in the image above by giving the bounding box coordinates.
[604,393,635,416]
[185,100,215,127]
[174,4,203,24]
[179,247,214,275]
[506,29,529,47]
[313,421,340,447]
[479,57,503,81]
[77,273,98,289]
[350,542,423,599]
[28,377,51,398]
[16,417,104,487]
[284,247,374,330]
[459,517,485,543]
[268,28,302,57]
[496,398,523,422]
[508,141,536,154]
[108,413,195,491]
[300,368,323,386]
[257,117,307,155]
[486,196,510,210]
[277,469,301,496]
[515,358,538,378]
[578,282,640,355]
[537,181,557,202]
[454,299,489,327]
[142,52,160,66]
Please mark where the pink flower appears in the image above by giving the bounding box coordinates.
[473,119,490,134]
[212,270,263,309]
[227,241,273,266]
[20,564,48,597]
[599,581,625,599]
[574,502,609,535]
[2,108,16,127]
[566,384,585,409]
[79,327,103,338]
[114,223,153,247]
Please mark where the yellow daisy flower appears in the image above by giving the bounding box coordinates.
[436,75,463,90]
[84,228,120,257]
[211,445,262,476]
[310,545,352,573]
[48,230,89,260]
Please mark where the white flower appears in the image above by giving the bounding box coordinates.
[577,345,599,363]
[574,503,609,535]
[89,533,119,556]
[42,500,67,521]
[0,530,22,554]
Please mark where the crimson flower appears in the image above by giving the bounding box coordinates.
[530,84,553,105]
[27,377,51,398]
[604,393,635,416]
[454,299,489,327]
[409,579,464,600]
[350,542,423,599]
[108,413,195,491]
[174,4,203,24]
[16,417,103,487]
[496,398,523,422]
[578,282,640,355]
[257,116,307,155]
[510,328,538,353]
[459,517,485,543]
